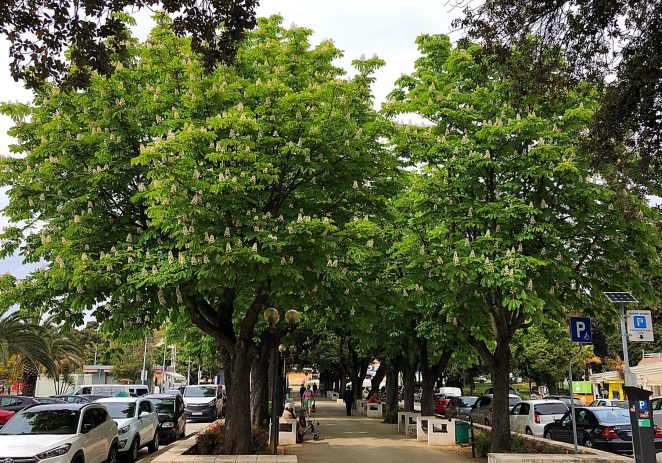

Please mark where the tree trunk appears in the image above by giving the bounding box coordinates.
[384,359,400,423]
[22,358,39,397]
[250,333,271,429]
[420,373,436,416]
[223,345,255,455]
[489,342,512,453]
[371,363,386,396]
[402,359,417,412]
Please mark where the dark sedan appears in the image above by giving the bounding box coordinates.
[0,395,62,412]
[146,394,186,442]
[444,396,478,420]
[543,406,662,454]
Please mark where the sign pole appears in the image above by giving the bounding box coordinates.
[568,342,583,455]
[620,302,632,384]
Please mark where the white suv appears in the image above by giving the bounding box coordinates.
[509,399,568,436]
[96,397,159,462]
[0,402,118,463]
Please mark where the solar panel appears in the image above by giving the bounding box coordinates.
[603,292,638,303]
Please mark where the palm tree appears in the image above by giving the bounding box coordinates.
[0,310,54,395]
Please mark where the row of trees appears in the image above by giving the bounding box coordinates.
[0,15,660,453]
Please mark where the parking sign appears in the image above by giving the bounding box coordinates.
[570,317,592,343]
[627,310,654,341]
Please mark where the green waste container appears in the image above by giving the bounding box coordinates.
[455,421,470,444]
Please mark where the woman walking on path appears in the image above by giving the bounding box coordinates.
[303,384,315,416]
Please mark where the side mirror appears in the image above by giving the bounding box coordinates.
[82,423,94,434]
[140,411,150,418]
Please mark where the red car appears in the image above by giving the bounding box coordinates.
[434,394,451,415]
[0,409,14,425]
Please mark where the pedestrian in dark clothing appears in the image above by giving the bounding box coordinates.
[299,383,306,407]
[312,383,318,396]
[343,384,354,416]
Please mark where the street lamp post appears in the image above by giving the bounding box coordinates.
[264,307,300,454]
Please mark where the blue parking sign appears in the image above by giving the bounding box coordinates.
[570,317,592,343]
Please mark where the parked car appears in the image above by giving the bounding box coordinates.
[183,384,224,421]
[0,409,14,425]
[0,395,62,413]
[588,399,628,409]
[53,394,98,404]
[73,384,149,397]
[470,394,521,426]
[651,396,662,423]
[96,396,160,462]
[475,375,487,383]
[0,402,118,463]
[434,394,452,415]
[548,395,584,407]
[145,394,186,442]
[444,396,478,420]
[543,406,662,454]
[164,387,184,396]
[436,387,462,397]
[484,387,520,396]
[509,399,568,436]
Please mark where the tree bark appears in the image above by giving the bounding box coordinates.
[384,358,400,423]
[402,356,417,412]
[489,342,512,453]
[417,337,452,416]
[223,343,255,454]
[371,362,386,396]
[22,358,39,397]
[250,332,271,429]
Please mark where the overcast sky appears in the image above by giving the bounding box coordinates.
[0,1,459,278]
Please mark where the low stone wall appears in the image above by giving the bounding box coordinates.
[152,435,298,463]
[472,422,630,462]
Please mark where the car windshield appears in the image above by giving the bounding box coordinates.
[149,398,175,413]
[460,397,478,407]
[0,410,79,435]
[184,387,216,398]
[34,398,59,404]
[592,409,630,423]
[100,402,136,419]
[535,403,568,415]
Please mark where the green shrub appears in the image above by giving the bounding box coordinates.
[196,423,271,455]
[474,430,491,457]
[385,409,399,424]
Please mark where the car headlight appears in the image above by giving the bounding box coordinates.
[161,422,175,428]
[36,444,71,459]
[208,400,216,406]
[118,425,131,435]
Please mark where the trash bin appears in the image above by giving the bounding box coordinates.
[455,421,470,444]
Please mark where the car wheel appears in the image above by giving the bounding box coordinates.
[148,432,160,453]
[544,430,552,440]
[583,437,593,448]
[127,438,139,463]
[525,427,533,435]
[106,445,118,463]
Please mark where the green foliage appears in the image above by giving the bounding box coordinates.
[474,430,491,457]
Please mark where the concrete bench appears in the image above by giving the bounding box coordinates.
[336,398,345,405]
[329,391,339,401]
[400,412,420,435]
[356,399,367,416]
[427,417,455,446]
[268,419,298,445]
[366,402,383,418]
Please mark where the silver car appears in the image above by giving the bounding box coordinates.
[469,394,521,426]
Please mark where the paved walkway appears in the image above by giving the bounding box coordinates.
[287,397,470,463]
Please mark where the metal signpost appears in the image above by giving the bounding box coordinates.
[569,316,592,454]
[603,292,639,386]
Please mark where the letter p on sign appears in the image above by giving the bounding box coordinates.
[570,317,592,343]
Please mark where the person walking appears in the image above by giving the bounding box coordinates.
[299,382,306,408]
[303,384,315,416]
[343,384,354,416]
[312,382,318,396]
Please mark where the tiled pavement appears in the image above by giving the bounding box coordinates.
[287,397,470,463]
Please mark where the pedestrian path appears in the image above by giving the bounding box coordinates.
[287,397,470,463]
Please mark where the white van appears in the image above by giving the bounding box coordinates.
[72,384,149,397]
[436,387,462,397]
